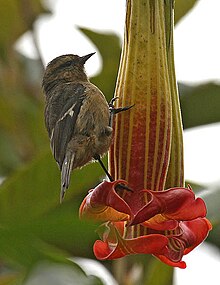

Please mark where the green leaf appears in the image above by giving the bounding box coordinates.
[0,56,46,176]
[198,186,220,227]
[0,0,49,59]
[0,271,23,285]
[0,147,107,223]
[0,148,108,270]
[198,185,220,249]
[143,257,173,285]
[0,131,21,175]
[185,180,206,193]
[174,0,198,24]
[179,82,220,129]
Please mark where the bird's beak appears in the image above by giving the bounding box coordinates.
[80,52,96,64]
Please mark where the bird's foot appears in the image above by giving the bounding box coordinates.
[94,153,133,192]
[108,97,134,115]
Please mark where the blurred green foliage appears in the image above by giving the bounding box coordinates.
[179,83,220,129]
[174,0,198,24]
[0,1,219,284]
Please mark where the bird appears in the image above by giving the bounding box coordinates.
[42,53,132,202]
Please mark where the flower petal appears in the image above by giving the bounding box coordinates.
[93,217,212,268]
[129,186,207,226]
[180,218,212,255]
[142,215,178,231]
[79,180,131,221]
[94,222,169,260]
[155,254,187,269]
[155,217,212,268]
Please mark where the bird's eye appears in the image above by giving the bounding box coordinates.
[61,60,73,69]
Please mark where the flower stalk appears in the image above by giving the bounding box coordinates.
[110,0,172,192]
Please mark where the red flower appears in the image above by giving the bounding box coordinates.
[80,181,212,268]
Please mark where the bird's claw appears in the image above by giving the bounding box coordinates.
[109,97,134,115]
[108,97,119,108]
[115,183,133,192]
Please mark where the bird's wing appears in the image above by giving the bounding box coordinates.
[50,83,86,169]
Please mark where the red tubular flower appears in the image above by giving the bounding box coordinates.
[80,181,211,268]
[79,0,212,268]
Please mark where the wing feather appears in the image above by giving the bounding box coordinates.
[49,83,86,169]
[60,152,75,202]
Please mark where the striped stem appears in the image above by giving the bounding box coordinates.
[109,0,172,192]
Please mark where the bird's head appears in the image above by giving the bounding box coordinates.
[42,53,95,92]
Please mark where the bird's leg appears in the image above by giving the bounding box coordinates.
[94,154,113,182]
[104,98,134,192]
[108,97,134,127]
[93,154,133,192]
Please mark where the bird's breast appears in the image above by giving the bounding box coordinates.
[75,85,110,134]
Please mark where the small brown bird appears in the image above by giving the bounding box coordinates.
[43,53,131,201]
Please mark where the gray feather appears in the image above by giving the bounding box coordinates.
[48,83,86,169]
[60,152,75,203]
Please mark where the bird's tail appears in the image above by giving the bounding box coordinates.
[60,152,75,203]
